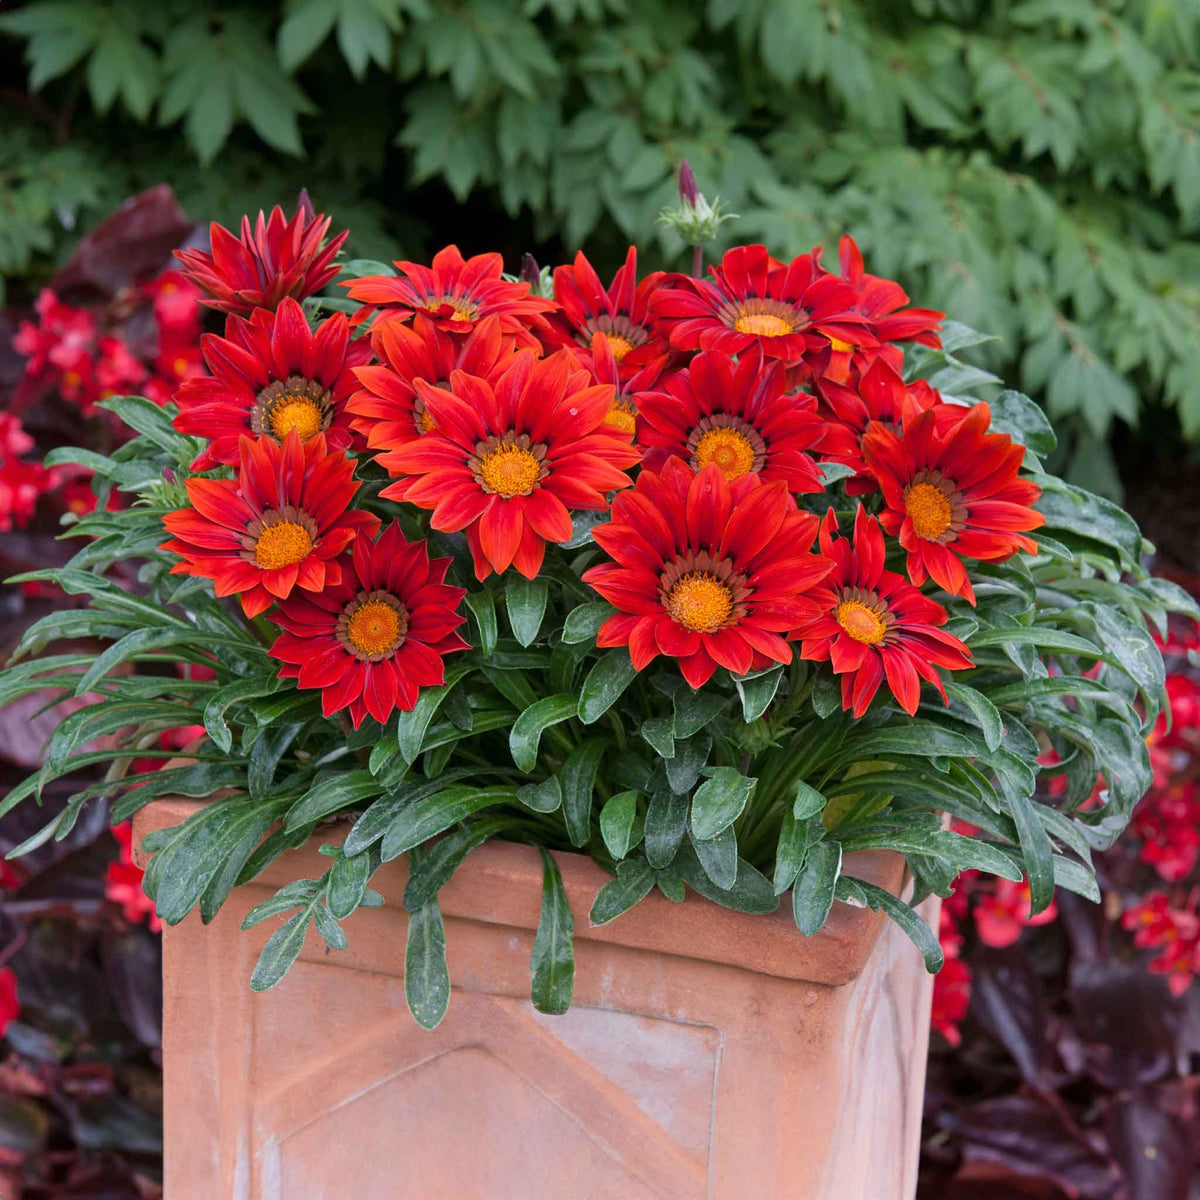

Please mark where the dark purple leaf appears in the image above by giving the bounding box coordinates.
[946,1095,1124,1199]
[102,932,161,1050]
[970,947,1052,1086]
[1069,960,1182,1087]
[50,185,192,299]
[1105,1087,1196,1200]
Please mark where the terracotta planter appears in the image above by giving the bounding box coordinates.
[134,798,938,1200]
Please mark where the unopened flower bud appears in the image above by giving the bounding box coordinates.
[657,161,738,251]
[520,253,541,288]
[163,467,176,485]
[297,188,316,225]
[679,160,699,207]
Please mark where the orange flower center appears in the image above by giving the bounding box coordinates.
[603,396,638,437]
[477,441,542,498]
[270,396,324,442]
[835,599,888,645]
[905,481,954,540]
[254,521,314,570]
[694,427,757,481]
[346,600,403,657]
[413,396,437,435]
[606,334,635,362]
[736,312,792,336]
[429,296,475,322]
[828,337,853,353]
[666,572,734,633]
[253,376,332,444]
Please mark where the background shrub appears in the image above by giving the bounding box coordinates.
[2,0,1200,493]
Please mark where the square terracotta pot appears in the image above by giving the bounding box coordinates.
[134,799,938,1200]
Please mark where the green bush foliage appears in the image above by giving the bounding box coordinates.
[2,0,1200,471]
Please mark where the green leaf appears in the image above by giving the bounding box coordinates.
[774,811,821,894]
[589,859,656,925]
[987,390,1057,456]
[395,664,471,765]
[153,798,289,925]
[793,780,827,819]
[811,672,842,718]
[687,826,738,890]
[402,817,506,911]
[640,716,675,758]
[204,677,279,754]
[327,848,371,920]
[674,844,778,913]
[405,893,450,1029]
[599,790,639,859]
[517,777,562,813]
[509,695,577,772]
[838,877,943,972]
[284,770,384,831]
[690,767,755,841]
[1008,790,1055,915]
[381,785,518,860]
[735,666,783,721]
[643,788,688,869]
[247,721,305,801]
[577,650,637,724]
[792,840,842,935]
[465,590,498,656]
[1083,604,1164,697]
[664,731,711,793]
[250,908,313,992]
[562,601,615,645]
[277,0,339,70]
[560,739,606,847]
[341,767,493,856]
[673,691,725,739]
[943,682,1005,752]
[313,903,347,951]
[530,850,574,1015]
[1033,478,1142,568]
[242,878,323,929]
[74,627,257,696]
[506,575,548,647]
[97,396,190,454]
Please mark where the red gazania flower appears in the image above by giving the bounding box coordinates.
[267,522,469,728]
[173,298,370,471]
[581,458,833,688]
[347,314,517,453]
[174,203,347,316]
[813,236,944,385]
[541,247,667,377]
[636,349,824,494]
[343,245,555,349]
[378,350,638,580]
[796,506,973,716]
[861,402,1044,604]
[649,244,869,365]
[161,431,379,618]
[815,358,959,495]
[587,332,669,442]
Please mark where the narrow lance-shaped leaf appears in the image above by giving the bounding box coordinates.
[509,695,577,772]
[405,890,451,1030]
[578,650,637,724]
[530,850,575,1015]
[792,840,842,935]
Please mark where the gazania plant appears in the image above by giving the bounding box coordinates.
[2,185,1193,1028]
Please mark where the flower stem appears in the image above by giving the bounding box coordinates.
[691,243,704,278]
